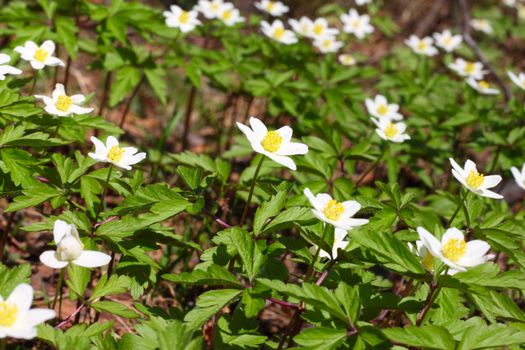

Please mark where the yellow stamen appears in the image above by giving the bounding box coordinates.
[261,131,282,152]
[421,251,434,271]
[210,2,219,10]
[384,122,398,139]
[322,39,331,48]
[478,81,490,90]
[313,23,324,35]
[266,1,275,11]
[352,20,361,28]
[221,10,232,21]
[444,36,453,46]
[323,200,345,221]
[466,170,484,189]
[442,238,466,262]
[417,41,427,51]
[179,11,190,24]
[107,145,125,162]
[0,301,18,327]
[465,62,476,74]
[55,95,72,112]
[273,27,285,40]
[377,104,388,116]
[34,48,49,62]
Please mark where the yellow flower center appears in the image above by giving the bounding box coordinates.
[211,2,219,11]
[55,95,72,112]
[444,36,453,46]
[34,48,49,62]
[465,62,476,74]
[107,145,125,162]
[301,24,309,33]
[384,122,398,139]
[352,19,361,28]
[442,238,466,262]
[313,23,324,35]
[377,104,388,116]
[478,80,490,90]
[222,10,232,20]
[179,11,190,24]
[322,39,331,48]
[261,131,282,152]
[417,41,427,50]
[273,27,285,40]
[421,251,434,271]
[466,170,484,189]
[0,301,19,327]
[323,200,345,221]
[266,1,275,10]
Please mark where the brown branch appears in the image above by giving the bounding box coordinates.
[416,279,438,326]
[0,212,16,262]
[119,75,145,129]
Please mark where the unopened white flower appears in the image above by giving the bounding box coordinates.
[409,241,436,272]
[341,9,374,39]
[372,118,410,143]
[34,83,93,117]
[417,227,493,273]
[236,117,308,170]
[196,0,226,19]
[339,54,356,66]
[449,158,503,199]
[405,35,438,56]
[218,5,244,26]
[317,228,350,259]
[304,188,368,230]
[507,71,525,90]
[255,0,289,16]
[14,40,64,70]
[89,136,147,170]
[289,17,314,37]
[433,30,462,52]
[511,163,525,190]
[40,220,111,269]
[163,5,201,33]
[356,0,372,5]
[365,95,403,120]
[449,58,486,80]
[313,36,344,53]
[0,284,55,339]
[308,18,339,40]
[466,78,499,95]
[471,19,493,34]
[0,54,22,80]
[261,20,297,44]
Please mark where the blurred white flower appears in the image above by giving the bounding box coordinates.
[289,17,314,37]
[313,36,344,53]
[338,54,356,66]
[341,9,374,39]
[504,0,517,7]
[356,0,373,5]
[89,136,147,170]
[507,71,525,90]
[34,83,93,117]
[40,220,111,269]
[433,30,462,52]
[449,58,486,80]
[405,35,438,56]
[365,95,403,121]
[372,118,410,143]
[163,5,201,33]
[449,158,503,199]
[236,117,308,170]
[309,18,339,40]
[466,78,499,95]
[218,5,244,26]
[255,0,289,16]
[471,19,493,34]
[0,54,22,80]
[0,284,55,339]
[14,40,64,70]
[261,20,298,44]
[511,163,525,190]
[196,0,227,19]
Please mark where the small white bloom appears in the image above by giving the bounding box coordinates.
[417,227,493,273]
[196,0,226,19]
[449,158,503,199]
[308,18,339,40]
[0,54,22,80]
[466,78,499,95]
[89,136,147,170]
[409,241,436,272]
[448,58,486,80]
[261,20,298,44]
[163,5,201,33]
[356,0,373,5]
[341,9,374,39]
[40,220,111,269]
[507,71,525,90]
[504,0,517,7]
[404,35,438,56]
[313,36,344,54]
[288,17,314,37]
[510,163,525,191]
[338,53,357,66]
[372,118,410,143]
[433,30,462,52]
[14,40,64,70]
[218,5,244,26]
[236,117,308,170]
[317,228,350,259]
[365,95,403,121]
[0,284,55,339]
[304,188,369,230]
[471,19,493,34]
[254,0,289,16]
[34,83,93,117]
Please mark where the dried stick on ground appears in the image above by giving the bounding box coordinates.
[415,0,447,36]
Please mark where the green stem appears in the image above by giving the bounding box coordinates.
[446,190,468,228]
[52,268,65,315]
[305,224,329,282]
[29,71,38,95]
[355,145,386,186]
[239,156,264,226]
[93,165,113,227]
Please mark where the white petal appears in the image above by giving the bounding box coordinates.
[30,60,45,70]
[275,142,308,156]
[341,200,361,217]
[39,251,68,269]
[265,152,296,170]
[441,227,465,246]
[72,251,111,268]
[449,158,465,177]
[3,326,37,340]
[53,220,69,243]
[464,159,477,174]
[337,218,369,229]
[69,105,93,115]
[236,122,259,145]
[249,117,268,139]
[24,309,55,327]
[7,284,33,314]
[122,152,146,166]
[43,56,65,67]
[479,189,503,199]
[40,40,56,55]
[52,84,66,99]
[106,136,119,149]
[481,175,501,189]
[417,227,442,259]
[275,125,293,143]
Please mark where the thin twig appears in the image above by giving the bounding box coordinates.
[181,86,197,151]
[119,75,145,129]
[56,303,85,328]
[0,212,16,261]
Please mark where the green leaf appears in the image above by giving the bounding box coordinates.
[261,207,315,234]
[55,17,79,59]
[109,66,142,107]
[184,289,242,328]
[91,300,139,318]
[253,190,287,236]
[227,228,266,281]
[6,183,61,212]
[293,327,347,350]
[0,264,31,298]
[382,325,456,349]
[89,274,130,301]
[66,264,90,299]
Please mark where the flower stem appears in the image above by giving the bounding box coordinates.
[355,145,386,186]
[52,268,65,319]
[93,165,113,229]
[29,71,38,95]
[181,85,197,151]
[446,190,468,228]
[0,212,16,262]
[240,156,264,226]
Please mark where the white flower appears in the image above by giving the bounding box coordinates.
[289,17,314,37]
[338,54,356,66]
[0,54,22,80]
[163,5,201,33]
[40,220,111,269]
[507,71,525,90]
[449,158,503,199]
[417,227,493,273]
[471,19,493,34]
[196,0,226,19]
[313,36,344,54]
[510,163,525,190]
[14,40,64,70]
[89,136,147,170]
[261,20,298,45]
[356,0,372,5]
[433,30,462,52]
[341,9,374,39]
[365,95,403,121]
[254,0,289,16]
[236,117,308,170]
[448,58,486,80]
[218,5,244,26]
[308,18,339,40]
[372,118,410,143]
[504,0,517,7]
[466,78,499,95]
[317,228,350,259]
[404,35,438,56]
[409,241,436,272]
[34,83,93,117]
[303,188,369,230]
[0,284,55,339]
